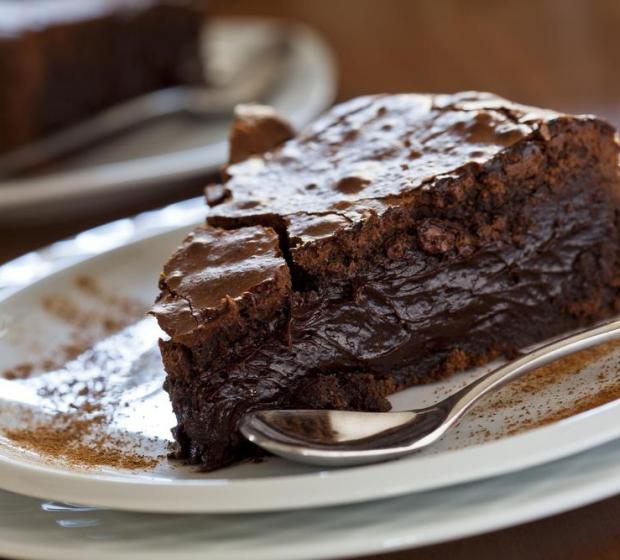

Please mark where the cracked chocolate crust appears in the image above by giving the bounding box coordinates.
[152,91,620,470]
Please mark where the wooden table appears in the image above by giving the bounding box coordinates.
[2,0,620,557]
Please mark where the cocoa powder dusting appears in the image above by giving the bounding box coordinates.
[505,378,620,436]
[478,340,620,439]
[2,363,33,380]
[5,410,159,470]
[2,276,162,469]
[1,275,145,380]
[490,340,620,411]
[5,395,162,471]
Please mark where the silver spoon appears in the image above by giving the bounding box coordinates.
[240,318,620,467]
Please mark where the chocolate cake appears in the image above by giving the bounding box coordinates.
[152,92,620,470]
[0,0,206,154]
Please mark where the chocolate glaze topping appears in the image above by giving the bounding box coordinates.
[209,92,558,244]
[154,225,290,338]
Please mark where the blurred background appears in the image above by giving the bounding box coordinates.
[2,0,620,259]
[216,0,620,123]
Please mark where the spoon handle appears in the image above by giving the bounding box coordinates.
[438,318,620,434]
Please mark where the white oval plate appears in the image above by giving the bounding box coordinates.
[1,437,620,559]
[0,198,619,514]
[0,18,336,223]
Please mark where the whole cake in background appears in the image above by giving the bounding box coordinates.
[0,0,207,154]
[151,92,620,471]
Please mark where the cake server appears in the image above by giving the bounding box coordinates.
[240,318,620,467]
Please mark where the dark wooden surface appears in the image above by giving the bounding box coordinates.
[213,0,620,127]
[370,495,620,560]
[2,0,620,557]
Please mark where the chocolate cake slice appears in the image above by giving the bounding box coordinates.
[152,92,620,470]
[0,0,206,154]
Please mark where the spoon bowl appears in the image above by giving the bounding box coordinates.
[240,408,446,466]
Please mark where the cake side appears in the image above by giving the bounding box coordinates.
[154,92,620,470]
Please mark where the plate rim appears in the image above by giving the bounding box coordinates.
[0,208,619,513]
